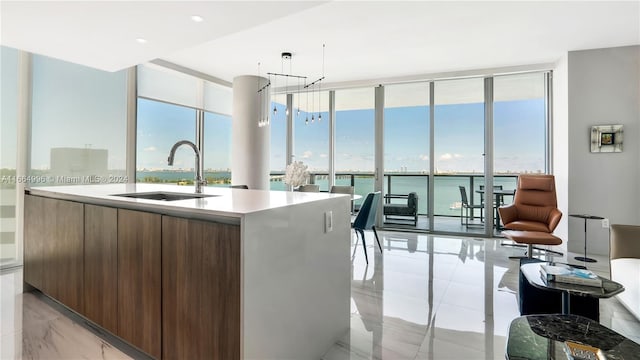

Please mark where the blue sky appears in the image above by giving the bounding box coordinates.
[26,55,128,171]
[271,99,544,173]
[136,97,544,173]
[5,49,543,175]
[137,98,232,170]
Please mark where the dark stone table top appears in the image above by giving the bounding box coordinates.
[520,262,624,299]
[569,214,605,220]
[506,314,640,360]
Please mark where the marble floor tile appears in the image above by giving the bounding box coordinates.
[0,268,24,336]
[2,230,639,360]
[415,327,504,360]
[18,312,131,360]
[342,230,640,359]
[0,271,132,360]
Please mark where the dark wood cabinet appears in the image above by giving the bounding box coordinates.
[24,195,84,313]
[24,192,245,360]
[45,197,84,313]
[84,204,118,334]
[117,209,162,359]
[162,216,241,360]
[24,195,45,290]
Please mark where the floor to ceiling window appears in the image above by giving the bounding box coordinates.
[30,54,128,185]
[132,63,549,237]
[136,99,196,182]
[295,91,330,190]
[490,72,547,234]
[1,46,19,267]
[493,72,546,174]
[203,111,232,186]
[269,94,287,190]
[2,49,128,267]
[335,87,375,206]
[136,64,232,186]
[377,71,549,234]
[383,83,430,226]
[433,78,486,234]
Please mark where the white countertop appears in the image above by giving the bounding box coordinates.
[27,184,347,220]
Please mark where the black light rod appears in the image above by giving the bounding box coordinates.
[304,76,325,89]
[266,72,307,79]
[256,81,271,93]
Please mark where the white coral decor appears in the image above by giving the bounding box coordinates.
[284,161,310,188]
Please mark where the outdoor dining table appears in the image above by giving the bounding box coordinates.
[475,188,515,230]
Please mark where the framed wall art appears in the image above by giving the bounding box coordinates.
[591,125,623,153]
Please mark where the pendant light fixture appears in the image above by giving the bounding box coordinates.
[257,44,326,128]
[256,62,271,128]
[272,70,277,118]
[318,44,325,122]
[303,44,326,126]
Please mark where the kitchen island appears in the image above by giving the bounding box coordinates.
[24,184,352,360]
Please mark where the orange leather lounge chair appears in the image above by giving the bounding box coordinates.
[498,174,563,258]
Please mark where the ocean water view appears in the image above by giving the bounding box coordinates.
[136,170,520,216]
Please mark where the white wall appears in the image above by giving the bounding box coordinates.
[567,45,640,256]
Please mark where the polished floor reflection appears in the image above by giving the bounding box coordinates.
[1,230,639,360]
[0,269,132,360]
[323,230,640,359]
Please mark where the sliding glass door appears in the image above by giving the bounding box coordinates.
[269,70,550,237]
[335,87,375,210]
[382,83,430,229]
[432,78,487,234]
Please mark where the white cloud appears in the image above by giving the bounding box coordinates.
[419,154,429,161]
[302,150,313,158]
[439,153,462,160]
[319,153,328,158]
[144,146,157,152]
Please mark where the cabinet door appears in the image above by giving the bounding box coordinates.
[162,216,241,360]
[24,194,44,289]
[84,204,118,333]
[24,195,83,312]
[118,209,161,359]
[41,197,84,313]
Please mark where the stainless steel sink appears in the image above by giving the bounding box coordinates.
[112,191,218,201]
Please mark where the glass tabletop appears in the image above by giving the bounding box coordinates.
[520,262,624,299]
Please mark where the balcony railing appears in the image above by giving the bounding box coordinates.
[269,172,519,218]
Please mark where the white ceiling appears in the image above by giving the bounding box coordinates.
[2,1,639,85]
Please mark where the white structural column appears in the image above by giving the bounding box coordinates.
[126,67,137,183]
[232,75,270,190]
[286,93,294,191]
[483,77,495,237]
[328,90,336,188]
[428,82,435,230]
[374,85,384,226]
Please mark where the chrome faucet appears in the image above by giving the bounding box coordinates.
[167,140,206,193]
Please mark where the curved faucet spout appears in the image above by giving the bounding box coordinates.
[167,140,206,193]
[168,140,199,166]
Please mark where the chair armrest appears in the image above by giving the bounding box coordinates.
[385,194,407,204]
[498,204,518,225]
[547,208,562,232]
[611,224,640,260]
[384,194,409,199]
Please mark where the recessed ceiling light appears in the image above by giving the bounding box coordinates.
[191,15,204,22]
[136,38,147,44]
